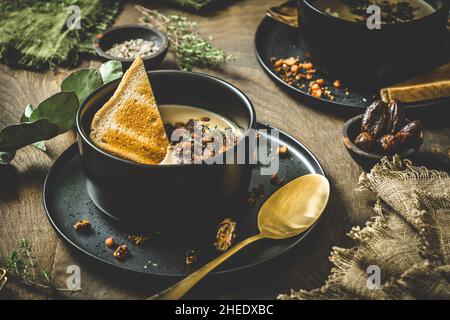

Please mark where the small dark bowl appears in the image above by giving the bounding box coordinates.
[298,0,450,88]
[94,24,169,71]
[342,115,423,170]
[76,70,256,232]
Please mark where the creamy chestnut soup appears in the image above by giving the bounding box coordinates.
[312,0,436,24]
[159,105,244,165]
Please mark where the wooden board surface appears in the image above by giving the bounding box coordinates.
[0,0,449,300]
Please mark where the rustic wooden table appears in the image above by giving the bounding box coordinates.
[0,0,449,300]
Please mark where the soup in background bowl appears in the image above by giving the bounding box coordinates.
[297,0,450,88]
[313,0,436,24]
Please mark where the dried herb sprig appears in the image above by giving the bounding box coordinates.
[0,239,78,292]
[136,5,233,71]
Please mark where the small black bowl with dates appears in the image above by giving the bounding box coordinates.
[342,100,424,170]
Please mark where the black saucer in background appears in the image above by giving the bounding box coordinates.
[255,17,450,111]
[43,123,325,278]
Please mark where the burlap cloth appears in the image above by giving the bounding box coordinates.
[279,156,450,300]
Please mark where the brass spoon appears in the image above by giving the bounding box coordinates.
[149,173,330,300]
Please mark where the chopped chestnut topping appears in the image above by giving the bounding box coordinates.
[73,219,91,232]
[214,218,237,252]
[113,244,128,261]
[185,249,197,265]
[127,234,149,246]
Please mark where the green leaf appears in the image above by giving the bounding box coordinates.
[28,92,79,133]
[21,104,34,122]
[0,120,59,152]
[0,151,16,164]
[32,141,46,151]
[21,104,46,151]
[99,60,123,84]
[0,61,115,165]
[61,69,103,105]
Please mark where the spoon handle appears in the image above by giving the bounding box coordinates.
[148,233,264,300]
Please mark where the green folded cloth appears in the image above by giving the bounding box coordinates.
[0,0,122,70]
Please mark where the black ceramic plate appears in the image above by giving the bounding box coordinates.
[255,17,450,111]
[43,123,325,278]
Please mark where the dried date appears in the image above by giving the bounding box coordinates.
[361,100,387,138]
[395,120,423,147]
[386,100,404,134]
[378,134,397,153]
[354,132,373,152]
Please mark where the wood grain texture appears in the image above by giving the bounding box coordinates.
[0,0,449,300]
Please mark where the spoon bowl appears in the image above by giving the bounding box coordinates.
[258,174,330,239]
[149,173,330,300]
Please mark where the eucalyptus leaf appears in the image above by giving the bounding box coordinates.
[0,151,16,165]
[21,104,34,122]
[61,69,103,104]
[0,120,59,152]
[21,104,46,151]
[0,61,118,165]
[99,60,123,84]
[28,92,79,132]
[32,141,46,151]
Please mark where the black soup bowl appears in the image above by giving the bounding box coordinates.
[298,0,450,88]
[77,71,256,232]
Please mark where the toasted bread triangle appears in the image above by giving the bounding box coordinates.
[90,57,169,165]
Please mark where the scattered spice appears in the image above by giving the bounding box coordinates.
[276,145,289,158]
[113,244,128,261]
[245,184,265,207]
[105,237,114,248]
[105,39,160,60]
[185,249,197,265]
[270,174,285,186]
[271,56,343,101]
[73,219,91,232]
[127,234,149,246]
[245,195,256,207]
[252,184,265,198]
[214,218,237,252]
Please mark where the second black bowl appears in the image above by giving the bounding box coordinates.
[77,71,256,231]
[94,24,169,71]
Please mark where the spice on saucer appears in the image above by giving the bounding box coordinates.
[276,145,289,158]
[270,174,285,186]
[105,39,160,59]
[73,219,91,232]
[214,218,237,252]
[185,249,197,265]
[245,184,266,207]
[271,57,342,101]
[113,244,128,261]
[105,237,115,248]
[127,234,149,246]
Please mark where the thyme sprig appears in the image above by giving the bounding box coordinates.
[0,239,79,292]
[136,5,233,71]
